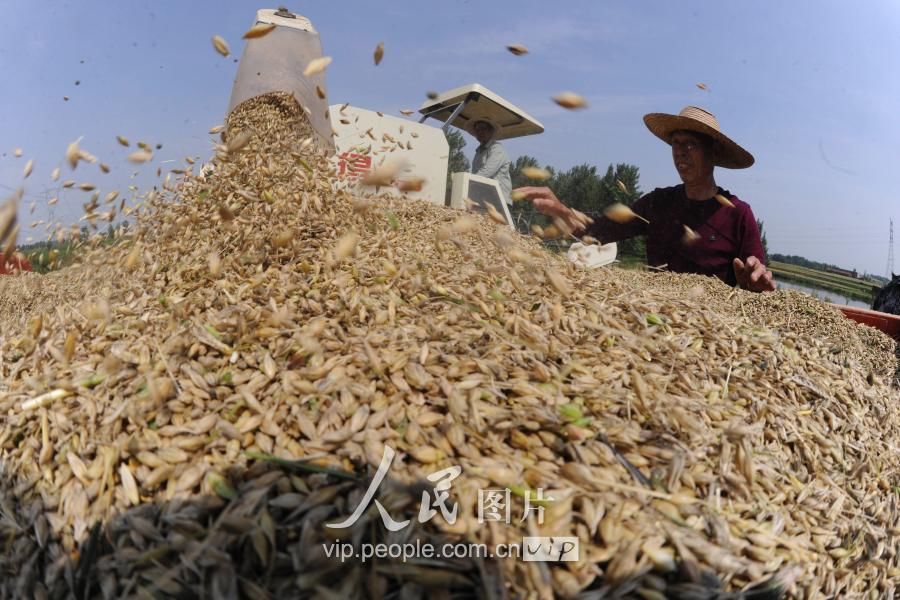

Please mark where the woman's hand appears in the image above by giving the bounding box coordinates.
[733,256,776,292]
[513,186,591,235]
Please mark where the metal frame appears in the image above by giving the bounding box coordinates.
[416,84,543,140]
[419,92,480,134]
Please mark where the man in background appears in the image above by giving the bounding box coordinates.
[471,119,512,204]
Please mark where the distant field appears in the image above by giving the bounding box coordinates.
[19,228,123,274]
[611,258,879,300]
[769,261,879,302]
[21,243,79,274]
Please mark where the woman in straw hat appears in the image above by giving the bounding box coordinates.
[516,106,775,292]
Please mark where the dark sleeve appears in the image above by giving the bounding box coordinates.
[738,203,766,264]
[582,191,654,244]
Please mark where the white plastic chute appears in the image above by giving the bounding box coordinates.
[567,242,617,269]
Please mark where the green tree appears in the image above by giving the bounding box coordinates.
[550,164,603,215]
[598,164,641,206]
[756,218,769,262]
[509,155,548,234]
[445,129,469,203]
[551,162,646,259]
[509,155,543,189]
[597,164,645,259]
[506,156,647,260]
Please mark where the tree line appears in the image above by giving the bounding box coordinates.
[770,253,886,283]
[507,156,648,258]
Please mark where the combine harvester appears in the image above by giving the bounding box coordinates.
[230,7,619,269]
[231,10,535,219]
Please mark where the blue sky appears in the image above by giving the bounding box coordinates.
[2,1,899,276]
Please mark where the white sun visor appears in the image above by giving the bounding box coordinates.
[418,83,544,140]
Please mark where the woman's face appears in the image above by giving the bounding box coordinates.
[670,130,714,184]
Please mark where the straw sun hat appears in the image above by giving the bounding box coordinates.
[469,118,497,137]
[643,106,754,169]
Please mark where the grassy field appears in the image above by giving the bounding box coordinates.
[769,261,879,303]
[19,241,85,274]
[19,228,123,273]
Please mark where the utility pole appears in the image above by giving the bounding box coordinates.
[887,219,895,278]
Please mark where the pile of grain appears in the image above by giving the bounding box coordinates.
[611,269,896,379]
[0,266,96,333]
[1,92,899,599]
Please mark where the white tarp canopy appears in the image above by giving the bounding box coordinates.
[418,83,544,140]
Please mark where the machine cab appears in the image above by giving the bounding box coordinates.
[330,84,543,229]
[418,84,544,226]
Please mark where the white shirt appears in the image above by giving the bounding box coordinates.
[472,140,512,204]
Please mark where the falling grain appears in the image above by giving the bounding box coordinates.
[127,150,153,164]
[243,22,277,39]
[303,56,332,77]
[226,130,253,154]
[65,138,82,169]
[715,193,735,208]
[522,166,551,181]
[124,244,141,270]
[485,203,507,225]
[682,225,700,245]
[604,202,649,224]
[545,267,571,296]
[212,35,231,57]
[552,92,588,110]
[506,44,529,56]
[334,231,359,261]
[451,216,478,234]
[396,177,425,192]
[373,42,384,66]
[361,160,404,187]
